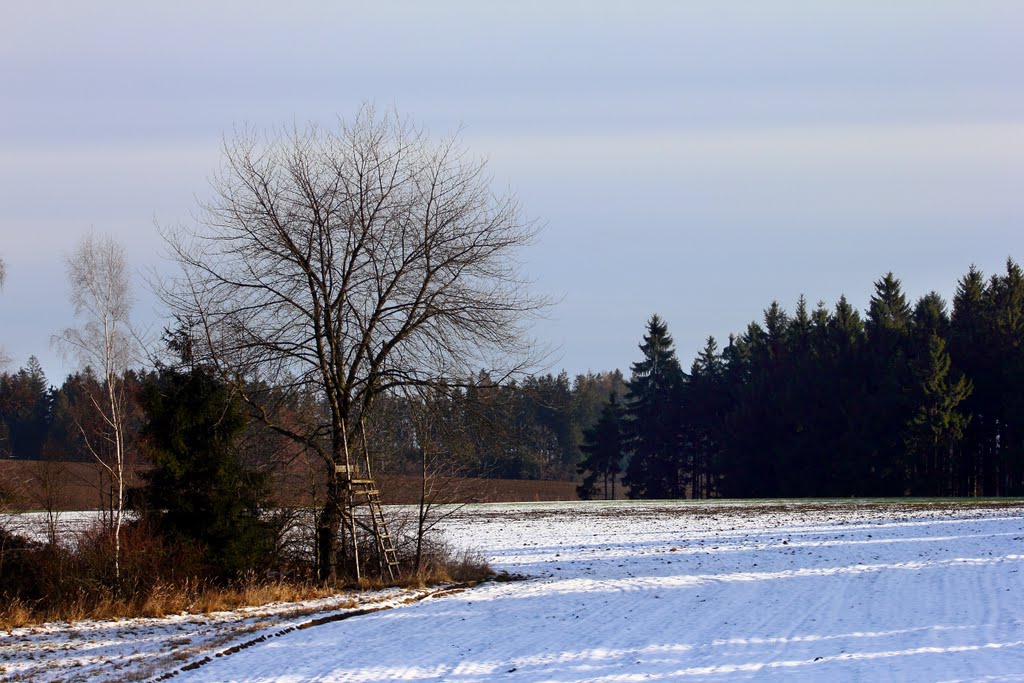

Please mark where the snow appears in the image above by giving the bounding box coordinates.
[4,500,1024,682]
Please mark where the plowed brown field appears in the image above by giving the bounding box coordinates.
[0,459,580,510]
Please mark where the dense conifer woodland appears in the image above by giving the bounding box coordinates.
[2,261,1022,502]
[579,261,1024,500]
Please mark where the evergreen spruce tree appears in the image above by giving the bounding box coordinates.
[789,296,813,356]
[905,334,972,495]
[864,273,914,494]
[762,301,790,364]
[830,296,864,350]
[822,296,869,494]
[718,304,795,498]
[715,332,756,497]
[912,292,950,343]
[623,315,686,499]
[688,336,726,498]
[782,297,826,495]
[139,362,272,579]
[950,266,991,495]
[867,272,912,343]
[988,259,1024,494]
[576,390,625,500]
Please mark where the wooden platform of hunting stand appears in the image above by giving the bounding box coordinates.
[336,462,400,581]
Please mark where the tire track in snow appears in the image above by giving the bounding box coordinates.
[529,554,1024,597]
[150,584,473,681]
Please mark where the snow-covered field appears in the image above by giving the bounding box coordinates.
[3,500,1024,682]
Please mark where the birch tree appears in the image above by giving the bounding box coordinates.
[54,232,135,582]
[162,106,546,581]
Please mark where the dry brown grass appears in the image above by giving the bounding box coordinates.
[0,578,356,630]
[186,580,343,615]
[0,597,33,630]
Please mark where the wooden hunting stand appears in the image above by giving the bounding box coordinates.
[336,423,400,582]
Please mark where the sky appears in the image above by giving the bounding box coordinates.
[2,1,1023,383]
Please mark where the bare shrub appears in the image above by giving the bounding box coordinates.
[400,535,492,586]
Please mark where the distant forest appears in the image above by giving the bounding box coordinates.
[3,260,1023,500]
[579,260,1024,500]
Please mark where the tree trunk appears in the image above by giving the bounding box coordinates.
[415,450,427,576]
[316,482,342,583]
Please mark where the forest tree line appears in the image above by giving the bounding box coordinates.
[579,260,1024,500]
[0,356,625,483]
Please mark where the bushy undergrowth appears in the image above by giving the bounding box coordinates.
[0,517,493,629]
[404,536,493,586]
[0,520,315,629]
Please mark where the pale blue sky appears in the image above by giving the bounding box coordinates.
[2,1,1022,382]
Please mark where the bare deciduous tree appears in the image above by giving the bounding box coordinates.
[162,106,547,581]
[53,232,136,582]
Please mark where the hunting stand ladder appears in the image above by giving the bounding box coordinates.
[336,421,400,582]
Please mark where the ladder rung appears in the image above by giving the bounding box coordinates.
[349,479,375,485]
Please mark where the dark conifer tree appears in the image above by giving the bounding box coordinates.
[718,304,798,497]
[623,315,687,499]
[139,361,272,579]
[912,292,951,343]
[782,297,826,495]
[716,332,756,497]
[571,371,627,447]
[864,273,914,494]
[688,336,727,498]
[577,390,625,500]
[950,266,991,495]
[987,259,1024,494]
[822,296,869,494]
[867,273,913,343]
[904,334,972,495]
